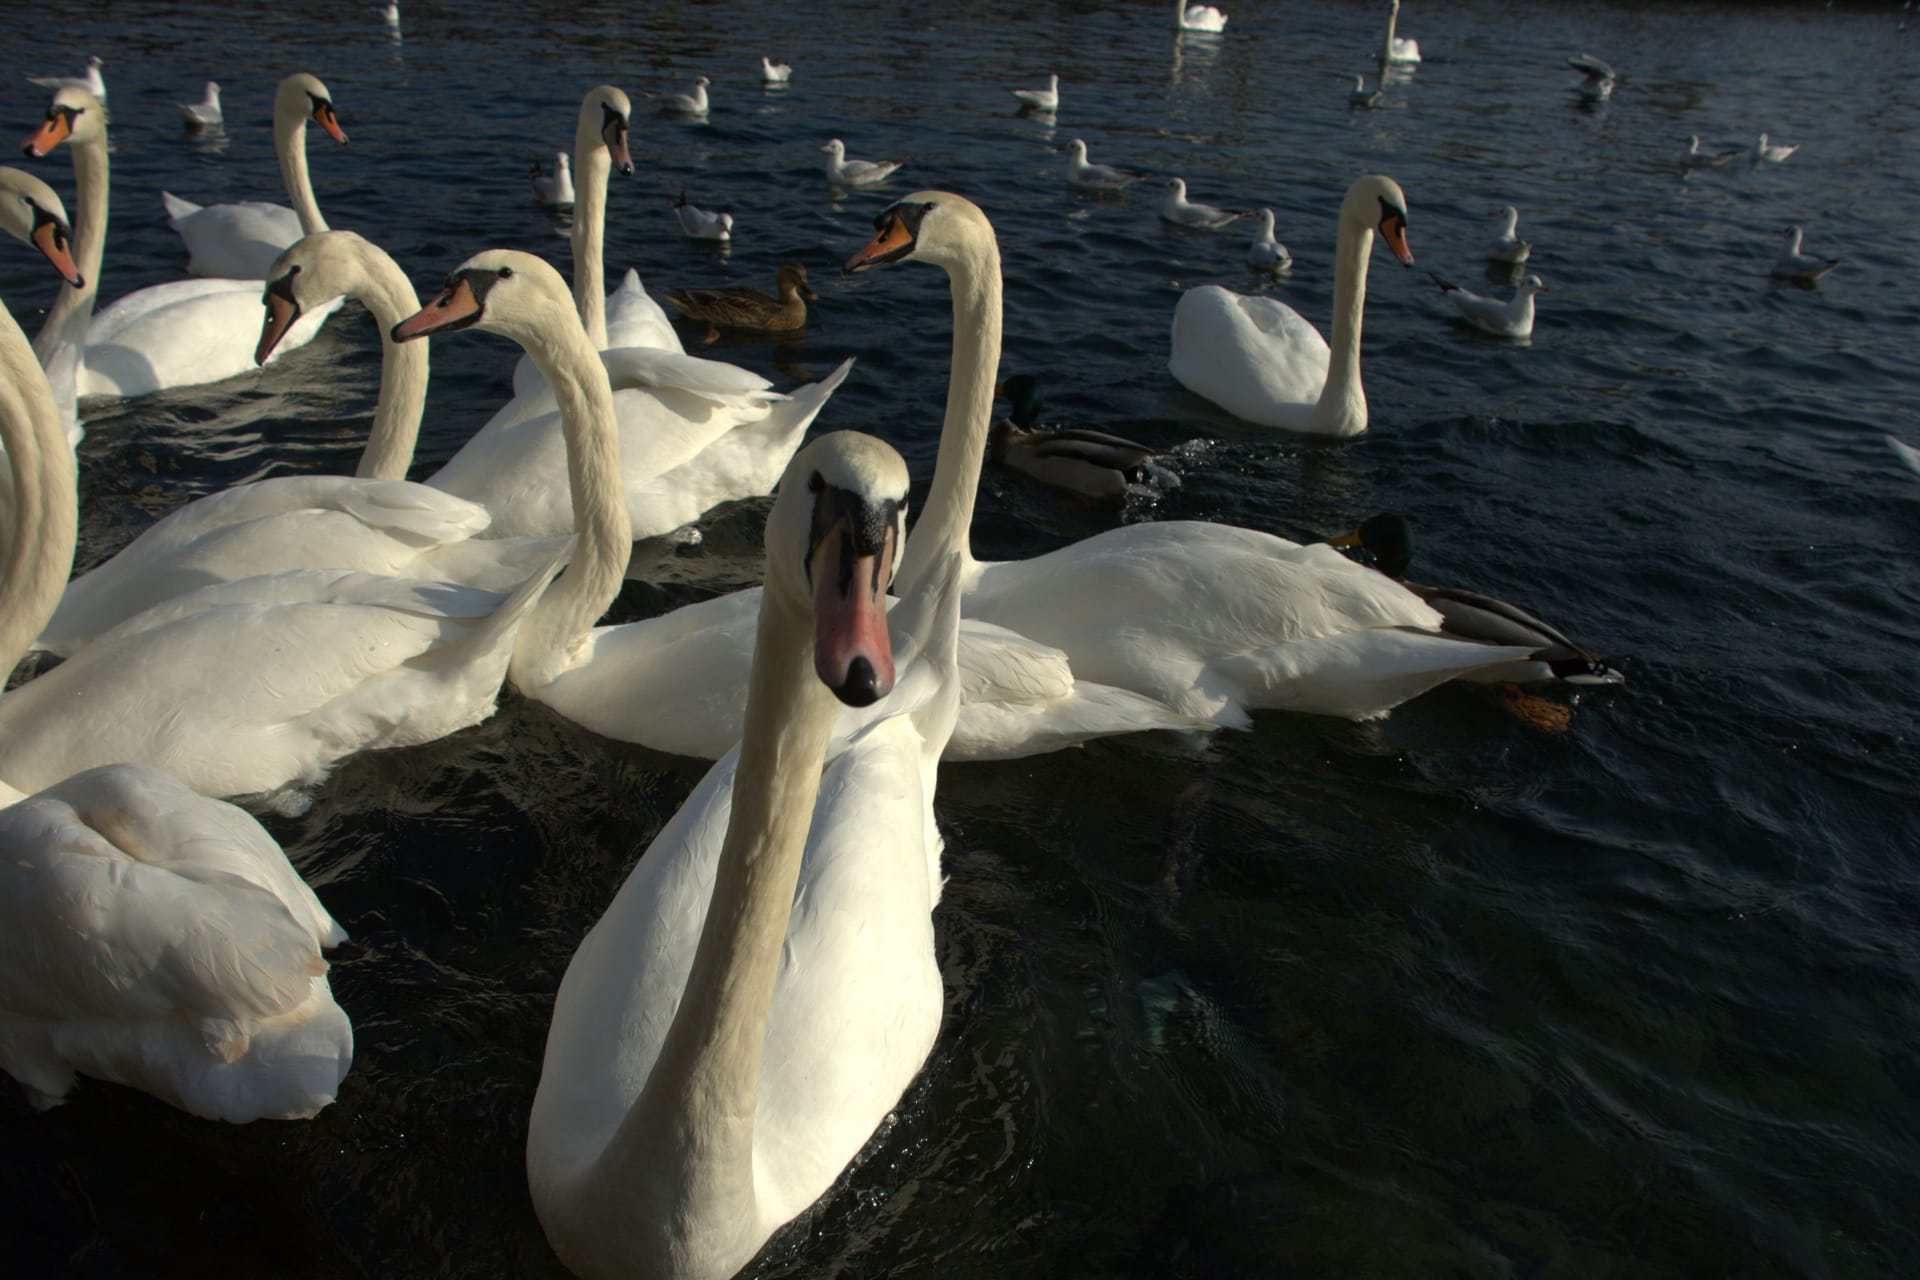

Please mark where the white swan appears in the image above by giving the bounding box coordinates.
[26,55,104,102]
[22,87,341,417]
[1430,272,1544,340]
[32,231,570,657]
[1752,132,1799,164]
[531,151,573,206]
[161,73,348,281]
[1175,0,1228,33]
[672,190,733,241]
[1012,73,1060,112]
[1168,174,1414,435]
[759,56,791,84]
[1065,138,1143,191]
[1383,0,1421,63]
[660,75,711,117]
[1159,177,1240,228]
[1247,208,1292,272]
[1772,226,1839,283]
[0,167,82,566]
[1486,205,1531,263]
[820,138,903,187]
[178,81,222,131]
[527,431,960,1280]
[849,191,1535,726]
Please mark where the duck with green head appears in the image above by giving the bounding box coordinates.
[990,374,1171,500]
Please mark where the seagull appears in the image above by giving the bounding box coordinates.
[1431,272,1546,340]
[530,151,573,206]
[760,57,791,84]
[1012,73,1060,112]
[178,81,223,131]
[1752,132,1799,164]
[1177,1,1229,33]
[1349,73,1384,108]
[820,138,903,186]
[1681,135,1744,168]
[673,190,734,241]
[27,55,106,103]
[1247,209,1292,273]
[1486,206,1531,264]
[1567,53,1615,101]
[1159,178,1240,229]
[1771,226,1838,284]
[1064,138,1143,191]
[373,1,399,26]
[662,75,712,116]
[1888,436,1920,475]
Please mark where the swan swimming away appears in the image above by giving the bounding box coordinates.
[1246,208,1292,272]
[1169,174,1415,435]
[1486,205,1531,263]
[1065,138,1143,191]
[1012,72,1060,112]
[1176,0,1228,33]
[1431,272,1545,340]
[1383,0,1421,63]
[1159,177,1240,228]
[177,81,222,131]
[820,137,903,186]
[1771,226,1839,284]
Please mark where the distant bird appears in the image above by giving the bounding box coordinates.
[530,151,573,206]
[373,1,399,26]
[760,56,791,84]
[672,190,733,241]
[1349,73,1384,108]
[1175,0,1229,32]
[177,81,222,131]
[1065,138,1144,191]
[1681,134,1744,169]
[820,138,903,186]
[1012,73,1060,112]
[1888,436,1920,475]
[1752,132,1799,164]
[662,75,711,117]
[1328,513,1625,688]
[1431,272,1545,340]
[665,259,816,343]
[1159,178,1240,229]
[1246,209,1292,273]
[1567,53,1616,101]
[1771,226,1839,284]
[1486,205,1531,264]
[1383,0,1421,63]
[27,55,106,103]
[991,375,1173,501]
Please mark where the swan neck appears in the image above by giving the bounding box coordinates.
[0,303,76,683]
[571,132,611,348]
[897,234,1002,595]
[347,246,433,480]
[278,108,327,235]
[1311,213,1374,435]
[33,127,107,362]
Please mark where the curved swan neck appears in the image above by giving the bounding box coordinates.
[32,125,106,363]
[0,301,75,682]
[1310,212,1374,436]
[277,101,327,236]
[571,118,611,348]
[897,229,1002,595]
[342,244,431,480]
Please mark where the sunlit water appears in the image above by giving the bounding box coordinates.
[3,1,1917,1276]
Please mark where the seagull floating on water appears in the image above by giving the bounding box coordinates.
[1752,132,1799,164]
[177,81,222,131]
[1567,53,1615,101]
[27,55,105,103]
[1486,206,1531,264]
[1065,138,1143,191]
[373,1,399,26]
[760,57,791,84]
[1431,272,1546,340]
[530,151,573,206]
[1771,226,1838,284]
[820,138,903,186]
[1012,73,1059,112]
[1159,178,1240,229]
[1681,135,1744,168]
[673,191,734,241]
[662,75,711,116]
[1175,0,1228,32]
[1246,209,1292,273]
[1349,74,1384,108]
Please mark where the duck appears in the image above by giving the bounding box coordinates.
[26,55,104,103]
[1349,74,1384,108]
[1175,0,1228,33]
[1771,226,1839,284]
[820,137,903,186]
[760,56,791,84]
[526,430,962,1280]
[991,374,1169,500]
[1168,174,1415,434]
[849,192,1535,729]
[1486,205,1531,263]
[672,190,733,241]
[1012,73,1060,112]
[1431,272,1544,339]
[1568,53,1616,101]
[160,73,349,281]
[1327,513,1623,686]
[1159,177,1240,228]
[1681,135,1743,168]
[1383,0,1421,63]
[531,150,574,205]
[665,260,815,343]
[1752,132,1799,164]
[1065,138,1143,191]
[1247,208,1292,272]
[661,75,711,117]
[177,81,222,131]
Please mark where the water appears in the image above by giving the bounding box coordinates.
[4,1,1918,1276]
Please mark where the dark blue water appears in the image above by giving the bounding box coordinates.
[4,1,1918,1276]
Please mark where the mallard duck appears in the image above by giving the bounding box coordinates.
[665,259,815,343]
[1328,514,1623,686]
[990,375,1168,500]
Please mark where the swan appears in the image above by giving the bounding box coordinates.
[1012,73,1060,112]
[849,191,1535,727]
[1383,0,1421,63]
[399,251,1201,762]
[660,75,711,117]
[26,55,104,102]
[1349,73,1384,108]
[1247,208,1292,272]
[0,167,82,566]
[1430,271,1544,340]
[531,151,574,206]
[1065,138,1143,191]
[759,56,791,84]
[991,374,1171,500]
[32,230,569,657]
[21,87,341,419]
[1486,205,1530,263]
[1772,226,1839,284]
[161,73,349,281]
[178,81,222,131]
[672,190,732,241]
[1159,177,1240,228]
[1568,53,1615,101]
[1752,132,1799,164]
[1681,135,1743,168]
[1175,0,1228,33]
[375,0,399,26]
[526,431,961,1280]
[820,138,903,187]
[1168,174,1414,435]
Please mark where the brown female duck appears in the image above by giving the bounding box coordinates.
[665,258,815,343]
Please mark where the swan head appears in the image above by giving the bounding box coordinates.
[390,249,575,348]
[20,87,104,156]
[842,190,993,275]
[1328,513,1413,580]
[579,85,634,176]
[1341,174,1414,267]
[277,73,348,144]
[766,432,911,707]
[0,165,81,286]
[258,230,382,364]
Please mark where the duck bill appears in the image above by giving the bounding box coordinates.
[30,214,81,286]
[1326,529,1363,548]
[312,99,349,144]
[843,213,914,274]
[809,526,897,707]
[255,290,302,365]
[21,109,73,157]
[391,277,483,341]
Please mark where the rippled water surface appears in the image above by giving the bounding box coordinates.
[3,1,1918,1276]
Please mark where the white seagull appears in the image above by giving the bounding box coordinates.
[1681,135,1744,168]
[1246,209,1292,272]
[1771,226,1838,283]
[1752,132,1799,164]
[1349,74,1384,108]
[27,55,106,103]
[1159,177,1240,229]
[662,75,711,116]
[1431,272,1545,340]
[530,151,573,206]
[760,57,791,84]
[1065,138,1143,191]
[820,138,903,186]
[1013,73,1060,112]
[673,191,733,241]
[1567,53,1615,101]
[177,81,222,131]
[1486,205,1530,264]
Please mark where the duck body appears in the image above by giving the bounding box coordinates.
[1772,226,1839,283]
[1159,178,1239,228]
[1430,272,1543,339]
[665,260,814,343]
[178,81,222,130]
[990,375,1166,500]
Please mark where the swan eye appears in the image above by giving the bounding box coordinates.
[497,266,514,279]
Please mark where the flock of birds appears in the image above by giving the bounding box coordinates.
[0,1,1850,1276]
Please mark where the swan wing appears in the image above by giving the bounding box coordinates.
[162,195,302,280]
[1168,285,1330,428]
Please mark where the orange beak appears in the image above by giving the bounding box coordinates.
[1326,529,1363,548]
[809,520,897,706]
[843,214,913,274]
[30,212,82,286]
[602,109,633,176]
[256,288,300,366]
[21,110,73,158]
[391,276,482,341]
[1379,214,1415,267]
[312,99,348,144]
